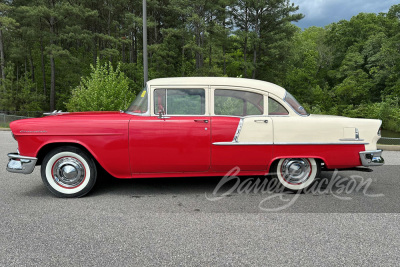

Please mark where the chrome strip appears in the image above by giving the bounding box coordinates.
[213,142,369,146]
[232,118,244,142]
[213,142,273,146]
[274,142,369,145]
[339,138,365,141]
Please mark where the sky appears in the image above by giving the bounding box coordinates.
[292,0,399,29]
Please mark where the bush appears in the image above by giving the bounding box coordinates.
[66,60,135,111]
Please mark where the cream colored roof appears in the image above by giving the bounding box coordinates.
[147,77,287,99]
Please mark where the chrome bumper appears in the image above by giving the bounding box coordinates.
[6,153,37,174]
[359,150,384,167]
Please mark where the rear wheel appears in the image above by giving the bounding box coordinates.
[275,158,319,191]
[41,146,97,198]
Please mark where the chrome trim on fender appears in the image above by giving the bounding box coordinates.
[6,153,38,174]
[274,142,369,145]
[359,150,384,167]
[213,141,369,146]
[232,118,244,142]
[213,142,273,146]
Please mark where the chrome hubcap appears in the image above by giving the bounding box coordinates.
[281,158,311,185]
[52,157,85,188]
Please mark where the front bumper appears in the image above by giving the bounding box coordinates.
[359,150,384,167]
[6,153,37,174]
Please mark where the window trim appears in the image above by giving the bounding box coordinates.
[151,86,209,116]
[210,86,267,117]
[268,95,291,117]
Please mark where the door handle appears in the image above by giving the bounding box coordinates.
[254,119,268,123]
[194,119,209,123]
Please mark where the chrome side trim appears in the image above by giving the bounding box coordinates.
[213,142,369,146]
[213,142,273,146]
[339,128,364,141]
[6,153,38,174]
[359,150,384,167]
[232,118,244,142]
[274,142,369,145]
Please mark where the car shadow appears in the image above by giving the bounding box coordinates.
[89,169,376,198]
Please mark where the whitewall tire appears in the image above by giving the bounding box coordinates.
[275,158,319,191]
[41,146,97,198]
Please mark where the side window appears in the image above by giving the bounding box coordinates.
[214,89,264,116]
[268,97,289,115]
[154,89,205,115]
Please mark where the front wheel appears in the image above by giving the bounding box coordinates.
[41,146,97,198]
[275,158,320,191]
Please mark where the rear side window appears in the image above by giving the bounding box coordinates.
[154,89,205,115]
[268,98,289,115]
[214,89,264,116]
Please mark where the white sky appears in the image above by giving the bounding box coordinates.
[292,0,399,28]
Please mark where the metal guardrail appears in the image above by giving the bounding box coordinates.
[378,137,400,146]
[0,111,44,128]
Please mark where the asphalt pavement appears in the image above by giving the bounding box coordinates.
[1,131,400,266]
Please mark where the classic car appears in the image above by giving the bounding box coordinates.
[6,77,384,197]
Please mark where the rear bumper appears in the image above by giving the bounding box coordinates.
[6,153,37,174]
[359,150,384,167]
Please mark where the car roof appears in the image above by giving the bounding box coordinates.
[147,77,287,99]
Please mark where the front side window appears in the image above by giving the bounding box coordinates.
[268,97,289,115]
[154,89,205,115]
[126,88,148,113]
[214,89,264,116]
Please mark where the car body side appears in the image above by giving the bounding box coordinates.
[8,77,383,178]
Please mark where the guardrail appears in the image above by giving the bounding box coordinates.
[378,137,400,146]
[0,111,43,128]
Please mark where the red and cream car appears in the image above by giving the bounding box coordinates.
[7,77,384,197]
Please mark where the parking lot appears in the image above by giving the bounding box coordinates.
[1,131,400,266]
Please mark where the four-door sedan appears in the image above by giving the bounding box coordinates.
[6,77,384,197]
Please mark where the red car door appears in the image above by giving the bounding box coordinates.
[129,88,211,174]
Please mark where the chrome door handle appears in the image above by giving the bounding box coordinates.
[254,120,268,123]
[194,119,209,123]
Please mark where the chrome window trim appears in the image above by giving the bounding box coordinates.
[283,91,310,117]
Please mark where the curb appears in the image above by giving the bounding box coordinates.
[0,128,10,131]
[377,144,400,151]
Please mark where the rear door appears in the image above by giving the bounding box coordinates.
[210,87,273,171]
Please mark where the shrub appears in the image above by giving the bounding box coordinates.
[66,60,135,111]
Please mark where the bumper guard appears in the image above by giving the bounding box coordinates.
[359,150,384,167]
[6,153,38,174]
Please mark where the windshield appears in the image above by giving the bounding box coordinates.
[126,88,148,113]
[284,92,309,116]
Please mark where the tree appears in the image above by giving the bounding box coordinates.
[66,59,135,111]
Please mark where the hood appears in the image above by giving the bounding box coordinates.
[9,111,131,135]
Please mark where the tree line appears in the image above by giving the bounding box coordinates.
[0,1,399,131]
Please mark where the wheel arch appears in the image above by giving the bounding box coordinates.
[36,142,100,168]
[268,156,326,174]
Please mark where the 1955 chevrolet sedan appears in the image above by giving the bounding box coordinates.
[6,77,384,197]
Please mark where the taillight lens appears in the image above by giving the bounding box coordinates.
[378,128,381,136]
[11,132,16,140]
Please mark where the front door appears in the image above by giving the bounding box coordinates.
[130,87,210,173]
